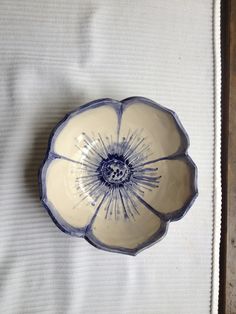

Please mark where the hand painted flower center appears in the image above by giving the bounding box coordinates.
[72,130,162,220]
[99,154,132,185]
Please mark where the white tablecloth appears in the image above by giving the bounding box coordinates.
[0,1,221,313]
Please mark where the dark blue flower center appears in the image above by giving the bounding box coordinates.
[98,154,132,186]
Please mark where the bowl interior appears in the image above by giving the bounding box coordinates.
[41,98,197,254]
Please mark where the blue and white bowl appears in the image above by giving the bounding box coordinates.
[39,97,198,255]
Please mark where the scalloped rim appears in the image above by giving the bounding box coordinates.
[38,96,198,256]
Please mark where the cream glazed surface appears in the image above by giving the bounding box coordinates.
[39,97,198,255]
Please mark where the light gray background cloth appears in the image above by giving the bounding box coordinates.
[0,1,221,313]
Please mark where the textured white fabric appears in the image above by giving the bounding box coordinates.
[0,1,221,313]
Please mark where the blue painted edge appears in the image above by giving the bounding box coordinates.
[38,96,198,256]
[86,219,169,256]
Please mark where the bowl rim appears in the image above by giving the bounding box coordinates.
[38,96,198,256]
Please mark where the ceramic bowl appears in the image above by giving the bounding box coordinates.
[39,97,198,255]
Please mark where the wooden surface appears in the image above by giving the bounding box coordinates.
[220,0,236,313]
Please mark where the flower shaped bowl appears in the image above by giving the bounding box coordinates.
[39,97,198,255]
